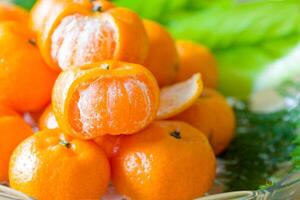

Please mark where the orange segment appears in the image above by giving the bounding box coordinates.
[157,73,203,119]
[52,61,160,139]
[51,13,117,70]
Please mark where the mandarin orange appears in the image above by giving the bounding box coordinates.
[172,88,235,154]
[111,121,216,200]
[0,21,57,112]
[52,60,160,139]
[0,3,28,24]
[176,40,218,88]
[9,129,110,200]
[30,0,148,71]
[143,20,178,87]
[0,105,33,182]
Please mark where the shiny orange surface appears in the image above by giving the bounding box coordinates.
[111,121,216,200]
[94,135,120,159]
[0,21,58,112]
[143,20,179,87]
[0,3,29,24]
[38,104,58,130]
[9,129,110,200]
[52,60,160,139]
[0,105,33,181]
[30,0,148,71]
[176,40,218,88]
[172,88,236,154]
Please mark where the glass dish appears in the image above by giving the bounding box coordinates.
[1,170,300,200]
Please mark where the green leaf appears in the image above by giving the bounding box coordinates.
[13,0,36,10]
[167,1,300,50]
[116,0,300,99]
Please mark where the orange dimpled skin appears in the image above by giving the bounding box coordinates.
[0,22,58,112]
[143,20,178,87]
[0,106,33,182]
[173,88,236,154]
[176,40,218,88]
[9,129,110,200]
[111,121,216,200]
[30,0,148,71]
[0,3,28,24]
[52,61,160,139]
[38,104,59,130]
[94,135,120,159]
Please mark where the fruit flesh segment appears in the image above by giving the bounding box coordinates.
[51,13,117,69]
[69,75,156,137]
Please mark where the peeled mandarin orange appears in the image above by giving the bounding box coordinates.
[172,88,236,154]
[0,2,28,24]
[157,73,203,120]
[176,40,218,88]
[30,0,148,71]
[30,0,115,32]
[143,20,178,87]
[111,121,216,200]
[52,61,160,139]
[9,129,110,200]
[0,21,58,112]
[38,104,58,130]
[0,105,33,182]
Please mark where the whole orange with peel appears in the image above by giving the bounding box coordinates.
[0,21,57,112]
[52,60,160,139]
[9,129,110,200]
[30,0,148,71]
[172,88,236,154]
[38,104,58,130]
[94,135,120,159]
[0,3,28,24]
[143,19,178,87]
[0,105,33,182]
[176,40,218,88]
[111,121,216,200]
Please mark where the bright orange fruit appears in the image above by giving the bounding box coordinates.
[157,73,203,119]
[30,0,115,32]
[30,0,148,71]
[0,2,28,24]
[94,135,120,159]
[143,20,178,87]
[52,60,160,139]
[111,121,216,200]
[9,129,110,200]
[0,105,33,182]
[176,40,218,88]
[172,88,236,154]
[38,104,58,130]
[0,21,58,112]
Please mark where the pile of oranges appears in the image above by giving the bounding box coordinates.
[0,1,236,200]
